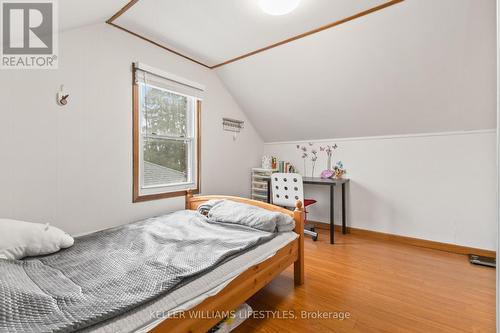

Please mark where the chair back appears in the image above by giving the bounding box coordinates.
[270,173,304,208]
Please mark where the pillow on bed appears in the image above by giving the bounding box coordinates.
[0,219,74,260]
[202,200,295,233]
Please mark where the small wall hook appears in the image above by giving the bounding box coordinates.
[57,85,69,106]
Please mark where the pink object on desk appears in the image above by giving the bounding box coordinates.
[320,169,334,179]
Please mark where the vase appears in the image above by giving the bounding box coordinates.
[320,155,334,179]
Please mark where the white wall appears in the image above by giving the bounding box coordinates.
[0,23,264,235]
[264,130,497,250]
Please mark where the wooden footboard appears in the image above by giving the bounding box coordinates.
[150,192,305,333]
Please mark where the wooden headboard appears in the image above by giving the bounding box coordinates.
[185,193,297,216]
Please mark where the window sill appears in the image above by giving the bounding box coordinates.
[133,188,199,203]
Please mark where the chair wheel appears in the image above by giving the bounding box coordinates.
[312,235,318,241]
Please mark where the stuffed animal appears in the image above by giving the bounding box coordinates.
[333,161,346,179]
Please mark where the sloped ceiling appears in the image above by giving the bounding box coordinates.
[65,0,496,142]
[216,0,497,142]
[59,0,126,31]
[113,0,390,67]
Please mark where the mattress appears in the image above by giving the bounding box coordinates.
[82,231,298,333]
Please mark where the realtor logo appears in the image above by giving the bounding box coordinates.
[1,0,58,69]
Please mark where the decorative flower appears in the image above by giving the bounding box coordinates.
[320,144,338,156]
[310,147,318,176]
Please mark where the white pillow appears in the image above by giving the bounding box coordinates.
[0,219,74,260]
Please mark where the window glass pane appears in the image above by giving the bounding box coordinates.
[143,138,188,187]
[141,84,187,138]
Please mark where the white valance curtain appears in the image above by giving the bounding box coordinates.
[133,62,205,99]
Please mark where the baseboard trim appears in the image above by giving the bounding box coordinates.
[309,221,496,258]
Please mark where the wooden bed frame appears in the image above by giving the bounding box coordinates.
[151,192,305,333]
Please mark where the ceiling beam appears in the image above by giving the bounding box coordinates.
[106,0,140,24]
[107,22,212,69]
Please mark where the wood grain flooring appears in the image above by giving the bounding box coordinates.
[234,229,495,333]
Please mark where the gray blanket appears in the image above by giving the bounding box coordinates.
[0,210,276,333]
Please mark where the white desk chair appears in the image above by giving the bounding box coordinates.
[270,173,318,241]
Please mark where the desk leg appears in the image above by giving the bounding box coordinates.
[342,183,346,234]
[330,184,335,244]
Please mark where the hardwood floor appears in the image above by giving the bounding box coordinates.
[234,229,495,333]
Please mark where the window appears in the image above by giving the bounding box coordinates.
[133,63,202,202]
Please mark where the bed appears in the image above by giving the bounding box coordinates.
[146,193,305,333]
[0,193,304,333]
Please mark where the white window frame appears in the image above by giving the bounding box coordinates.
[133,63,202,202]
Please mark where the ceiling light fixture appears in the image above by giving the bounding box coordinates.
[258,0,301,16]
